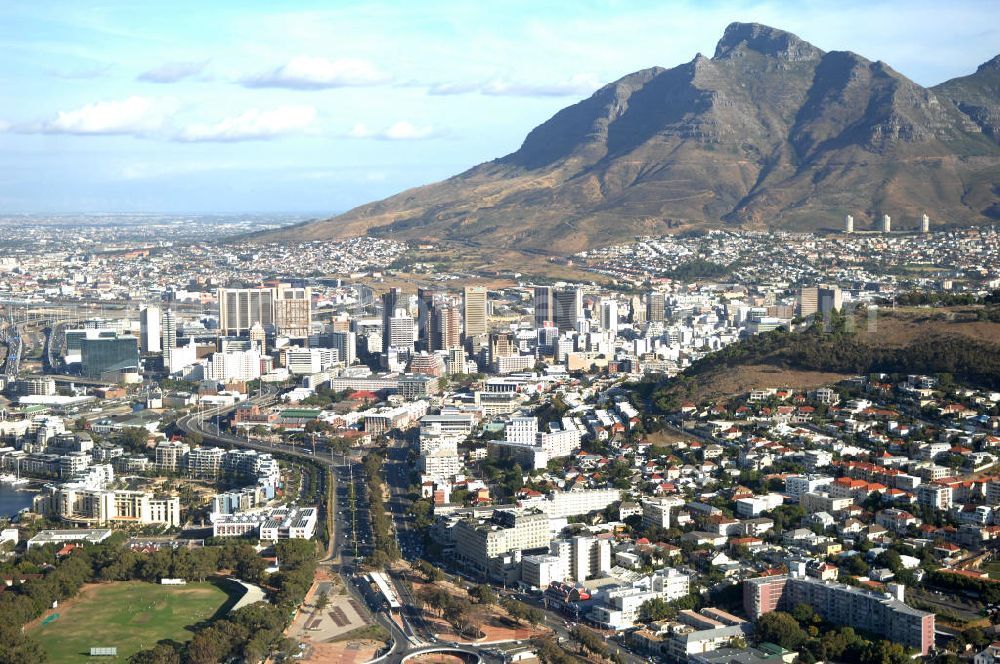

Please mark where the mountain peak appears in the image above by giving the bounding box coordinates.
[977,54,1000,73]
[714,22,823,62]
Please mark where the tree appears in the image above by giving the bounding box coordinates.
[128,644,181,664]
[640,597,673,621]
[315,591,330,611]
[469,584,497,605]
[756,611,808,651]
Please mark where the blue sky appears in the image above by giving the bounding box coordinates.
[1,0,998,215]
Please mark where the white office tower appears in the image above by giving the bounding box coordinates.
[387,309,416,351]
[844,214,854,233]
[139,306,161,353]
[330,331,356,366]
[881,214,892,233]
[921,213,930,233]
[600,300,618,331]
[161,309,177,367]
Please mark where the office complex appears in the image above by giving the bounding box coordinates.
[218,284,311,338]
[797,285,843,318]
[454,508,550,581]
[80,334,140,379]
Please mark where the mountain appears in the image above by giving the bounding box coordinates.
[266,23,1000,253]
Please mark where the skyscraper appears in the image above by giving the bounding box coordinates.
[381,288,403,354]
[330,330,357,366]
[533,286,554,329]
[600,300,618,331]
[273,285,312,339]
[435,303,462,351]
[218,284,310,338]
[218,287,275,336]
[387,309,416,351]
[463,286,488,338]
[630,295,645,325]
[553,287,582,333]
[921,213,930,233]
[844,214,854,233]
[881,214,892,233]
[646,291,665,323]
[417,287,436,351]
[139,305,161,354]
[161,309,177,365]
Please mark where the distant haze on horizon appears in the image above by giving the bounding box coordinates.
[1,0,998,215]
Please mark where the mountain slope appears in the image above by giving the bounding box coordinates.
[269,23,1000,253]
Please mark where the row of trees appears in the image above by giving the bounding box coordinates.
[570,625,626,664]
[361,453,401,568]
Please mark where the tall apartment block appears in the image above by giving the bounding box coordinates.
[743,574,933,654]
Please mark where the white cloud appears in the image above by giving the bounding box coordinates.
[241,56,391,89]
[348,121,437,140]
[36,96,173,136]
[138,60,208,83]
[428,73,600,97]
[177,105,317,142]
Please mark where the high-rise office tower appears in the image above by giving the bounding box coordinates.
[630,295,645,325]
[381,287,403,353]
[417,288,436,351]
[844,214,854,233]
[161,309,177,365]
[330,330,357,366]
[646,291,665,323]
[798,285,842,318]
[881,214,892,233]
[921,213,930,233]
[435,303,463,351]
[818,285,843,315]
[463,286,488,338]
[797,287,819,318]
[273,285,312,339]
[553,287,582,332]
[387,308,415,351]
[139,305,161,353]
[218,287,275,336]
[489,331,516,366]
[600,300,618,331]
[533,286,554,329]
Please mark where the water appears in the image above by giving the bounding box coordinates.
[0,483,36,517]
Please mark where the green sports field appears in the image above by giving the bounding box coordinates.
[29,580,238,663]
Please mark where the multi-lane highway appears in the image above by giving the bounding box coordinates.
[174,396,486,663]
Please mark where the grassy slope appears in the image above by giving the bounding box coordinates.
[659,306,1000,404]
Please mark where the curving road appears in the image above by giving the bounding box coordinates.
[173,393,499,663]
